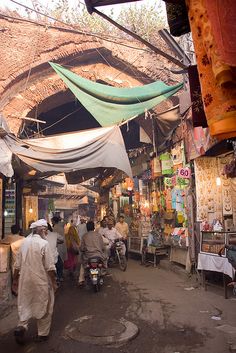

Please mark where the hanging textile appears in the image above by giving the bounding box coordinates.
[188,65,208,128]
[204,0,236,68]
[155,105,181,151]
[151,157,161,179]
[164,0,190,37]
[0,138,14,177]
[2,125,132,181]
[136,104,181,151]
[186,0,236,140]
[160,152,173,175]
[49,62,183,127]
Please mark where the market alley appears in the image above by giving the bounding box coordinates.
[1,259,235,353]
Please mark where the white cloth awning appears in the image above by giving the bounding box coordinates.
[2,125,132,180]
[0,138,14,177]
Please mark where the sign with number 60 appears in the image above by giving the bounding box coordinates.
[178,167,191,179]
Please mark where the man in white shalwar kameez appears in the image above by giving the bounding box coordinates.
[12,219,57,344]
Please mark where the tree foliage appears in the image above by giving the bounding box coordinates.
[117,1,166,41]
[20,0,166,41]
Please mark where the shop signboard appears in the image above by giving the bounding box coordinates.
[178,167,191,179]
[177,177,190,188]
[164,177,173,187]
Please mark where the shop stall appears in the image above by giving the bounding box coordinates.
[4,182,16,236]
[120,142,193,270]
[148,147,193,270]
[128,215,151,255]
[198,231,236,298]
[195,153,236,296]
[23,195,38,231]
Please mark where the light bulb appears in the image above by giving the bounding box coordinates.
[144,200,149,208]
[29,207,33,214]
[4,210,8,217]
[216,177,221,186]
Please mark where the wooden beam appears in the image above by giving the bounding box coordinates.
[93,8,187,69]
[11,116,46,124]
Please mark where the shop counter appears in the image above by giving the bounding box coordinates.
[141,245,170,267]
[198,253,235,278]
[170,246,191,271]
[128,237,147,254]
[198,253,235,298]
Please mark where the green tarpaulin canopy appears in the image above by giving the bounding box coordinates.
[49,62,183,126]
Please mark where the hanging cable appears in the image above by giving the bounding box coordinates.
[3,1,180,139]
[7,1,143,45]
[0,11,150,51]
[27,106,82,138]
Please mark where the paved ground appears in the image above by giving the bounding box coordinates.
[1,259,236,353]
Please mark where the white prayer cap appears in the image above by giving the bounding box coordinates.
[30,219,48,229]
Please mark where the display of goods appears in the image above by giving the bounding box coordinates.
[202,244,210,252]
[223,159,236,178]
[130,238,141,251]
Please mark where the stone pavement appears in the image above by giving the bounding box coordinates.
[1,259,236,353]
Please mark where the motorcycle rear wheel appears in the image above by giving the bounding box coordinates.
[119,255,127,271]
[93,283,100,292]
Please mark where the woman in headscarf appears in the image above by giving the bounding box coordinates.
[64,223,80,278]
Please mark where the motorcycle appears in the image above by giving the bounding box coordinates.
[86,257,104,292]
[109,239,127,272]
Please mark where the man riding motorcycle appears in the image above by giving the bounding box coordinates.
[80,221,106,284]
[103,220,126,259]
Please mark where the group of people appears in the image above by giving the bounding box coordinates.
[4,213,130,344]
[5,216,77,344]
[5,212,236,345]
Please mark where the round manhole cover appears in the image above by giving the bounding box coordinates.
[65,315,139,346]
[79,318,125,337]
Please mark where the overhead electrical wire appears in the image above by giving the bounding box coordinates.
[27,107,83,138]
[5,2,146,111]
[7,0,150,51]
[0,12,150,53]
[3,0,179,137]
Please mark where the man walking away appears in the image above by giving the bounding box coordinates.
[52,216,67,282]
[12,219,57,344]
[46,223,64,284]
[77,218,87,241]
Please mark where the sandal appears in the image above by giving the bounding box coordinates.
[14,326,26,345]
[34,335,49,342]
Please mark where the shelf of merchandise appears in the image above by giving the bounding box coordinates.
[199,231,236,298]
[129,236,147,254]
[200,231,236,256]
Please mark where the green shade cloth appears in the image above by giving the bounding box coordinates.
[49,62,183,126]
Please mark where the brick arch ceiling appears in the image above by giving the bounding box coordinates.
[0,17,156,135]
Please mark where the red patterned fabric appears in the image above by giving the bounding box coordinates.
[204,0,236,67]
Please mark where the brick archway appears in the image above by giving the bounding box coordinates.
[0,16,180,135]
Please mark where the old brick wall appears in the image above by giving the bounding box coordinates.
[0,16,180,135]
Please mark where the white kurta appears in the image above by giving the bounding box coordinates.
[53,223,67,261]
[15,234,56,322]
[46,231,64,264]
[103,227,122,247]
[103,228,126,255]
